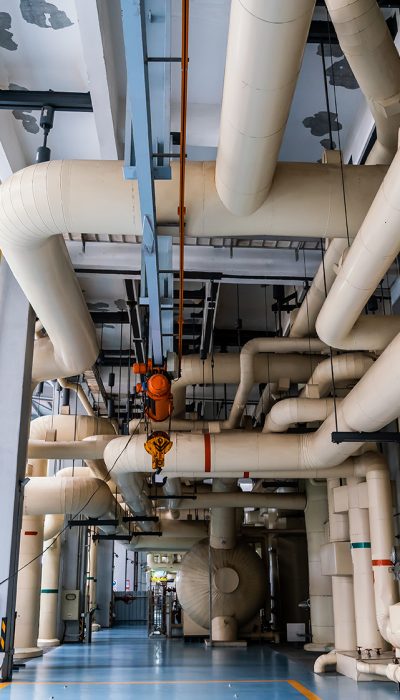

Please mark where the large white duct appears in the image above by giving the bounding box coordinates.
[215,0,315,215]
[316,145,400,351]
[23,476,118,521]
[325,0,400,165]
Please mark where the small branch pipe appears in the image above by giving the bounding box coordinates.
[57,377,95,417]
[263,398,341,434]
[356,660,388,678]
[316,145,400,352]
[325,0,400,165]
[290,239,348,338]
[223,338,328,429]
[299,354,374,399]
[314,651,337,673]
[168,492,306,510]
[216,0,315,215]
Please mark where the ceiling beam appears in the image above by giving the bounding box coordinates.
[0,90,92,112]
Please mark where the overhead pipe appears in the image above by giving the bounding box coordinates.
[316,145,400,352]
[128,520,208,552]
[325,0,400,165]
[290,239,348,338]
[57,377,95,417]
[223,338,328,430]
[171,353,325,418]
[299,354,374,399]
[263,398,341,434]
[210,479,238,551]
[166,492,306,511]
[163,477,182,520]
[215,0,315,215]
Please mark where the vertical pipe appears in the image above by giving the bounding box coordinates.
[38,535,61,648]
[347,477,385,651]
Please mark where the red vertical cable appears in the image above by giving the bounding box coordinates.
[178,0,189,374]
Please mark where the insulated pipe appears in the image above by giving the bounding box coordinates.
[314,651,337,673]
[163,477,182,520]
[168,493,307,510]
[27,436,115,461]
[325,0,400,165]
[57,378,95,417]
[172,354,324,419]
[128,520,208,552]
[88,534,98,623]
[29,415,116,441]
[210,479,238,550]
[14,515,45,659]
[263,398,341,433]
[304,482,334,650]
[112,473,154,533]
[223,338,328,429]
[23,476,120,522]
[290,239,348,338]
[0,160,386,253]
[365,467,400,648]
[316,145,400,352]
[215,0,315,215]
[299,354,374,399]
[37,536,61,649]
[347,477,385,651]
[43,514,64,541]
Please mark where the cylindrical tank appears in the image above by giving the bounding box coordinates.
[176,539,266,631]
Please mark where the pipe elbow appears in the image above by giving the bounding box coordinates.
[314,651,337,674]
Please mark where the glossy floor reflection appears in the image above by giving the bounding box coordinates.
[0,626,398,699]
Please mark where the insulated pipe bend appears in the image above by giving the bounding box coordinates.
[325,0,400,165]
[263,398,341,433]
[223,338,328,430]
[216,0,316,215]
[316,146,400,351]
[300,353,374,398]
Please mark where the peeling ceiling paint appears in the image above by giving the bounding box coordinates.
[325,57,358,90]
[303,111,342,137]
[20,0,73,30]
[9,82,40,134]
[0,12,18,50]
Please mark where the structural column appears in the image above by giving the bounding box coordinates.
[0,261,34,681]
[327,478,356,652]
[304,481,334,651]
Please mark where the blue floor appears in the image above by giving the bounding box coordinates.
[1,626,398,699]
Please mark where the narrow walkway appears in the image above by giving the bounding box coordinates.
[0,626,397,699]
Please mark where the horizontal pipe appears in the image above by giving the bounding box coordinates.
[23,476,117,521]
[168,492,306,510]
[299,353,375,399]
[27,436,115,460]
[263,398,341,433]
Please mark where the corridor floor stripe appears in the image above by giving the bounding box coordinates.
[0,678,321,696]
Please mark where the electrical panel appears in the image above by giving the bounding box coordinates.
[61,590,80,621]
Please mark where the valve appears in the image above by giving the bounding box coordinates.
[144,431,173,473]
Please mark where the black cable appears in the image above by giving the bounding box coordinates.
[0,417,144,588]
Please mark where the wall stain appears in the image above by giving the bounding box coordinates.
[303,111,342,137]
[0,12,18,50]
[326,57,358,90]
[9,83,40,134]
[320,138,337,150]
[20,0,73,30]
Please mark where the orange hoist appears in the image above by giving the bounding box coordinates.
[133,360,173,473]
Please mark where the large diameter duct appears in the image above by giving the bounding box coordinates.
[23,476,119,522]
[176,540,266,634]
[215,0,315,215]
[128,520,208,552]
[224,338,328,429]
[210,479,238,551]
[325,0,400,165]
[29,415,116,441]
[316,146,400,351]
